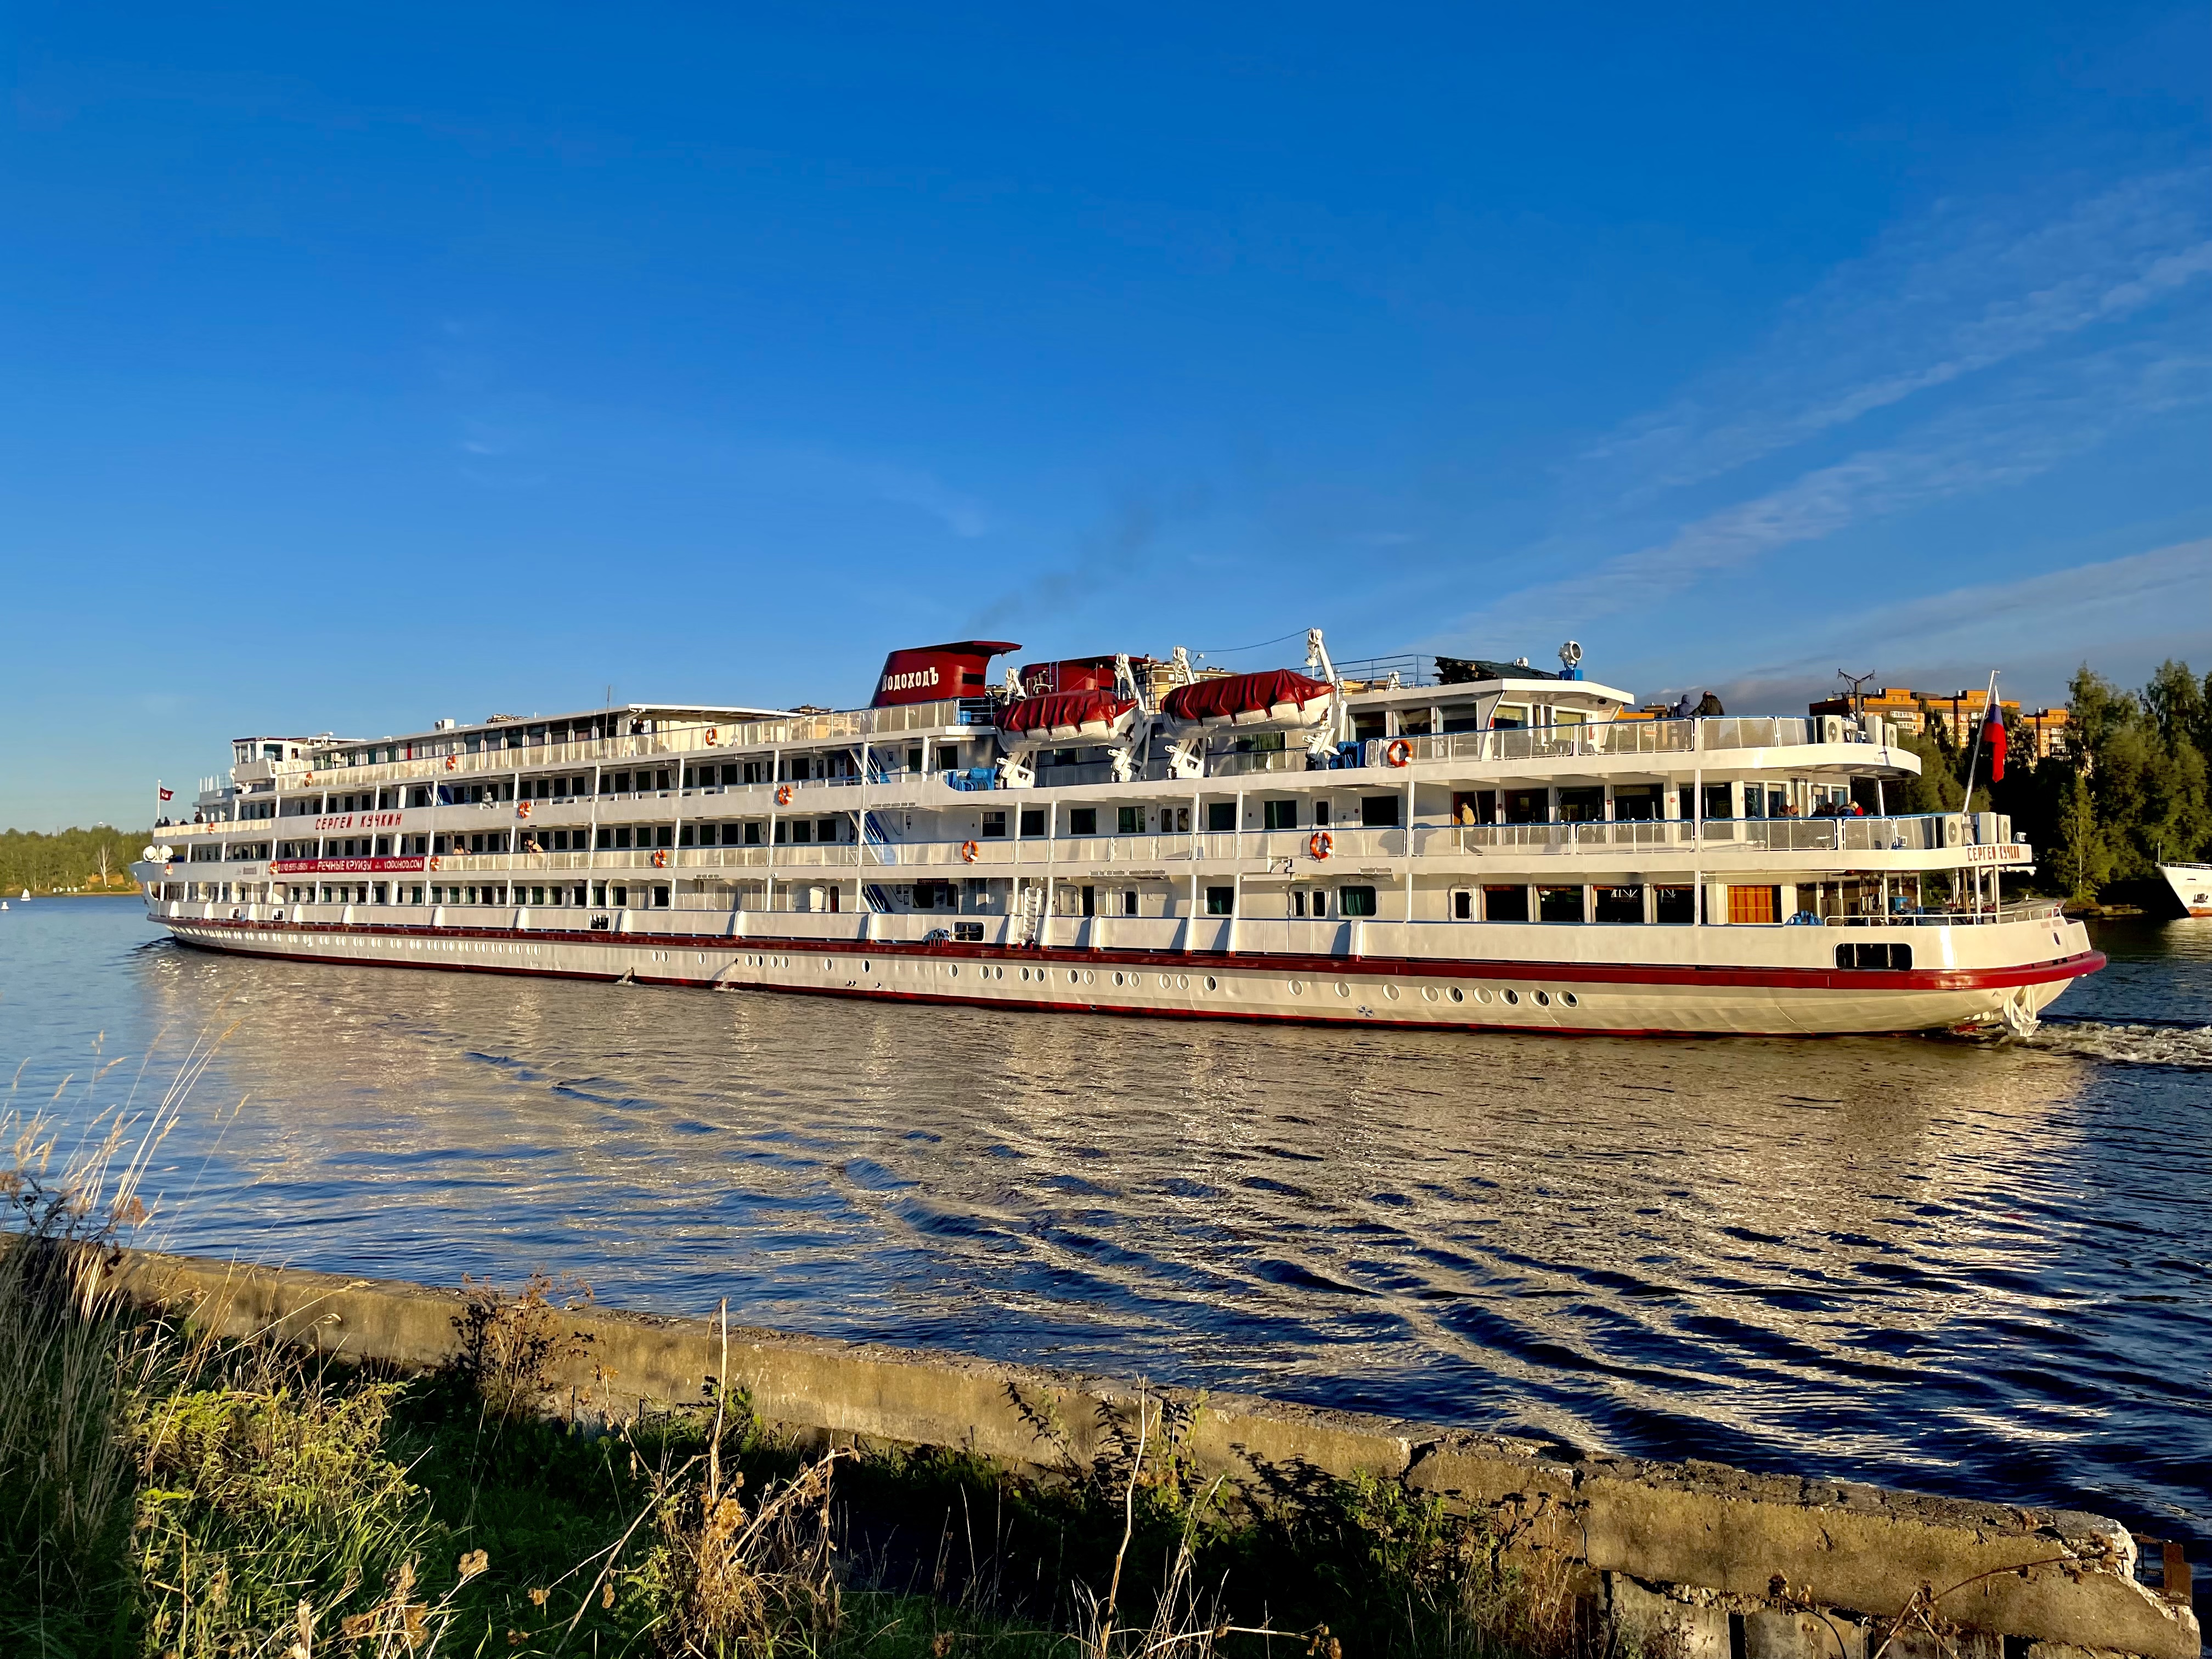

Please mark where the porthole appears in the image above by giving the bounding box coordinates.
[1421,986,1438,1002]
[861,960,871,972]
[1112,970,1125,987]
[1203,975,1218,992]
[1335,982,1351,997]
[1175,974,1189,990]
[1082,969,1095,985]
[1473,987,1491,1003]
[1288,980,1305,996]
[948,964,960,978]
[1502,988,1519,1005]
[1020,966,1031,982]
[1561,991,1579,1008]
[1160,974,1173,989]
[1382,984,1400,1001]
[1449,986,1466,1003]
[1534,990,1551,1007]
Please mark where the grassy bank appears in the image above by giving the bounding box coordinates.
[3,1143,1578,1659]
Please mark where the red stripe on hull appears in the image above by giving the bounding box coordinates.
[152,914,2103,996]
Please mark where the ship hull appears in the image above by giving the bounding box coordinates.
[2157,862,2212,918]
[149,911,2100,1038]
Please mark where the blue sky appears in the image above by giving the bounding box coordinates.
[3,3,2208,830]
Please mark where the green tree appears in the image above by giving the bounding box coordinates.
[0,827,152,896]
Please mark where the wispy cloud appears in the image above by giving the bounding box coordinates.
[1578,168,2212,505]
[1435,340,2210,647]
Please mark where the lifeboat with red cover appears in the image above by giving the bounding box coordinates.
[997,689,1139,746]
[1160,668,1334,730]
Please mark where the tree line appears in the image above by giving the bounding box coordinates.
[1892,659,2212,901]
[0,826,151,896]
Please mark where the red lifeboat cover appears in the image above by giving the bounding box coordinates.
[1161,668,1333,724]
[1018,657,1119,697]
[998,689,1136,736]
[871,640,1020,708]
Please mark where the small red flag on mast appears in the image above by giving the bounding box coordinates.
[1985,701,2007,783]
[159,785,173,802]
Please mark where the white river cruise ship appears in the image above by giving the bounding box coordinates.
[134,634,2101,1036]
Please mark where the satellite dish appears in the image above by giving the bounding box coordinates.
[1559,640,1583,669]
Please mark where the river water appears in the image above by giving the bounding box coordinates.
[4,897,2209,1552]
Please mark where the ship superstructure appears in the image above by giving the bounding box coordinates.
[134,633,2100,1035]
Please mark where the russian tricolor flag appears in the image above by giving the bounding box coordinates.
[1986,700,2007,782]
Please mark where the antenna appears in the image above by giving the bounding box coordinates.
[1837,668,1878,718]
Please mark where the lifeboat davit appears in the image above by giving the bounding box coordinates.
[1160,669,1334,731]
[997,689,1139,746]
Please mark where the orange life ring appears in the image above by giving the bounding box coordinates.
[959,840,980,864]
[1309,830,1334,860]
[653,848,669,868]
[705,727,719,745]
[1385,738,1413,768]
[517,799,533,819]
[775,783,794,805]
[445,755,458,771]
[428,856,441,872]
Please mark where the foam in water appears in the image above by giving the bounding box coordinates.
[2024,1019,2212,1068]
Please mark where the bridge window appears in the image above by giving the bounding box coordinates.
[1263,799,1299,831]
[1068,808,1098,836]
[1483,885,1528,922]
[1537,885,1585,923]
[1655,885,1697,924]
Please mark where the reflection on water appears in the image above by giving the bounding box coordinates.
[4,900,2209,1550]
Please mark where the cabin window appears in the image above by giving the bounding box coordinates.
[1701,784,1734,820]
[1728,885,1780,925]
[1312,800,1330,827]
[1558,787,1605,823]
[1019,809,1046,837]
[981,811,1008,838]
[1491,705,1528,730]
[1352,714,1387,742]
[1441,707,1483,733]
[1594,885,1644,923]
[743,761,768,786]
[1339,885,1378,918]
[612,885,629,906]
[1361,796,1401,828]
[1068,808,1098,837]
[1452,889,1473,920]
[907,747,924,772]
[816,819,838,842]
[1537,885,1586,923]
[1477,884,1531,924]
[789,821,812,844]
[1122,890,1139,916]
[1396,713,1432,737]
[1118,807,1143,835]
[1080,885,1095,916]
[1504,789,1548,825]
[1262,799,1298,831]
[653,885,670,907]
[1206,887,1235,915]
[1207,802,1235,832]
[613,827,633,850]
[1655,886,1697,923]
[1613,785,1661,822]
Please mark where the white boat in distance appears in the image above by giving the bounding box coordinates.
[135,633,2100,1036]
[2159,862,2212,918]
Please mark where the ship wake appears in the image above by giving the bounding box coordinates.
[2022,1017,2212,1069]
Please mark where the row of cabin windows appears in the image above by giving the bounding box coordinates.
[976,798,1400,838]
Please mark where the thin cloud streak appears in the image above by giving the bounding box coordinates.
[1432,340,2210,650]
[1578,168,2212,505]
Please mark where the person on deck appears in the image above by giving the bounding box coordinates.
[1694,692,1725,716]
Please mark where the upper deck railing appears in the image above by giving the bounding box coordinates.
[156,710,1914,825]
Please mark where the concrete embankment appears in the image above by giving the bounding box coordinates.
[110,1249,2200,1659]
